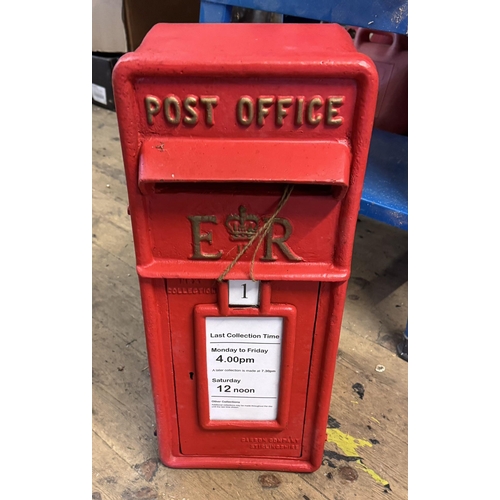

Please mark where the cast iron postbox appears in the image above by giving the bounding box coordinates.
[112,23,378,472]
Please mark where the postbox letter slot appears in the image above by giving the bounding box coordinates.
[138,138,351,196]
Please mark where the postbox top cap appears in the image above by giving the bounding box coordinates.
[128,23,362,70]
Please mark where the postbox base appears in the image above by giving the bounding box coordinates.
[159,452,321,473]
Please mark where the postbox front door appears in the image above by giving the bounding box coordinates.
[113,23,378,472]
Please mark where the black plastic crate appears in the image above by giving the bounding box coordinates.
[92,53,123,111]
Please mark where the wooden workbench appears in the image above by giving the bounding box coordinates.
[92,104,408,500]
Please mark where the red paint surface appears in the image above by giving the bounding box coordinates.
[138,138,351,187]
[113,23,378,472]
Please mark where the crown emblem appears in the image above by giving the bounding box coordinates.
[225,205,260,240]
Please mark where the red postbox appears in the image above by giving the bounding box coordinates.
[112,23,378,473]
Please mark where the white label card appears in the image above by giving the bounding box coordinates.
[206,316,283,421]
[228,280,260,306]
[92,83,107,105]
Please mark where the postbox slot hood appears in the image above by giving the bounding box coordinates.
[138,138,350,194]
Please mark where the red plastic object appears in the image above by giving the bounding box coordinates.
[112,23,378,472]
[351,27,408,135]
